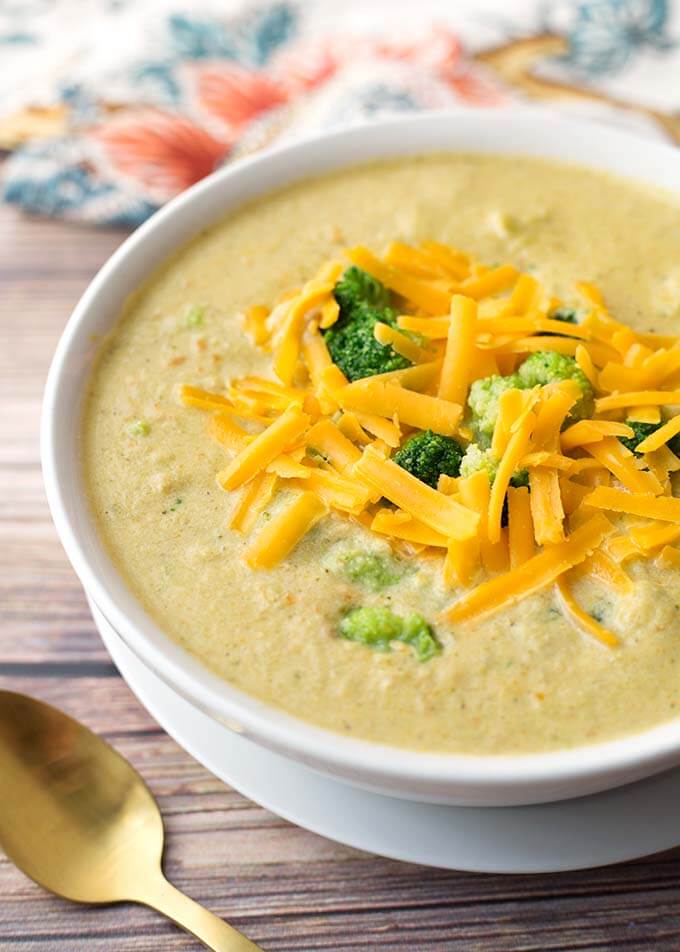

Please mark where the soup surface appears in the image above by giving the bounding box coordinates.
[83,154,680,754]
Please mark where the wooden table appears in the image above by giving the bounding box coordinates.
[2,202,680,951]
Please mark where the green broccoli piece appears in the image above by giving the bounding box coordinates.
[549,307,578,325]
[509,468,530,488]
[393,430,464,488]
[619,420,659,456]
[459,443,527,528]
[339,606,441,662]
[516,351,594,420]
[619,419,680,457]
[322,267,410,381]
[185,305,205,327]
[399,614,442,663]
[466,353,594,443]
[333,265,391,313]
[538,307,579,338]
[460,444,498,482]
[324,304,410,380]
[466,373,523,443]
[129,419,150,437]
[341,552,402,591]
[340,605,399,651]
[459,443,528,488]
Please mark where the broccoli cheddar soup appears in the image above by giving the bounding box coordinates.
[83,154,680,755]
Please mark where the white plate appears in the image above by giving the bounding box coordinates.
[92,598,680,874]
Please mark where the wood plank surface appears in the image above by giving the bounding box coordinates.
[2,200,680,951]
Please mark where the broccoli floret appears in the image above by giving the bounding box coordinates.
[510,468,530,488]
[538,307,579,338]
[393,430,464,488]
[619,419,680,457]
[467,353,593,442]
[517,350,585,388]
[460,444,498,482]
[619,420,659,456]
[459,443,528,488]
[341,552,402,591]
[399,614,442,663]
[339,606,441,662]
[466,374,523,443]
[340,605,399,651]
[549,307,578,325]
[128,419,151,437]
[324,303,410,380]
[322,267,410,381]
[517,351,594,420]
[333,265,391,313]
[459,444,527,528]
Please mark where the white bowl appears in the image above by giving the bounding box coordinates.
[42,111,680,806]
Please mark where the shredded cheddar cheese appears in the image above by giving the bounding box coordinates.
[585,485,680,523]
[628,405,662,423]
[659,546,680,569]
[218,405,310,491]
[561,419,634,451]
[458,263,518,300]
[575,343,598,388]
[230,471,277,533]
[438,295,478,406]
[507,486,535,568]
[374,321,432,363]
[293,468,373,514]
[306,419,361,473]
[346,245,450,314]
[529,468,565,546]
[573,549,632,595]
[635,413,680,453]
[339,379,462,436]
[371,508,449,547]
[242,305,270,346]
[273,281,336,385]
[555,575,619,648]
[180,384,237,412]
[584,438,663,495]
[301,328,333,390]
[488,410,535,543]
[355,445,479,540]
[595,390,680,412]
[630,521,680,552]
[442,514,613,623]
[244,490,327,568]
[444,536,480,587]
[208,413,251,453]
[458,471,509,573]
[179,238,680,651]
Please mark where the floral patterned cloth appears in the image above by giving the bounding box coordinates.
[1,0,678,226]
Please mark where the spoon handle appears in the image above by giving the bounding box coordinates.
[139,874,263,951]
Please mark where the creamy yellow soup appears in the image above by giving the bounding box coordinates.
[83,154,680,754]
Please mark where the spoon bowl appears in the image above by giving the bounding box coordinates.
[0,690,262,950]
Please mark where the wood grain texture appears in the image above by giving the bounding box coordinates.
[2,200,680,951]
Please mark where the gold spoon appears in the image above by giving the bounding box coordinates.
[0,689,263,951]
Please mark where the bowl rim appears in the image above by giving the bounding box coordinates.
[41,108,680,795]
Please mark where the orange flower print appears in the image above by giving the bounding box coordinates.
[373,29,464,71]
[445,68,507,107]
[271,39,343,93]
[190,62,289,133]
[91,110,229,201]
[375,29,507,106]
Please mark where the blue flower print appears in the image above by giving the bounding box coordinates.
[562,0,675,75]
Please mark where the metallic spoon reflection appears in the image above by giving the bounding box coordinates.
[0,690,262,951]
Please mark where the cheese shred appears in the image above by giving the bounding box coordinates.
[179,238,680,647]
